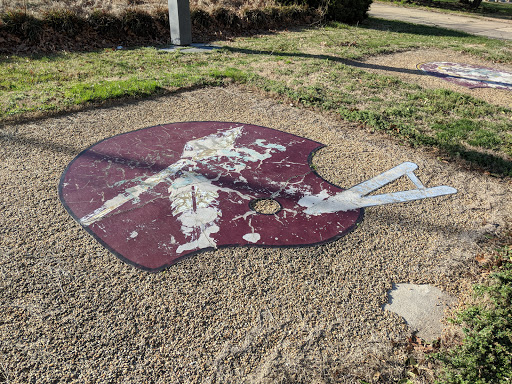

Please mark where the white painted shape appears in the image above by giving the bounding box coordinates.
[298,162,457,215]
[176,223,220,254]
[243,233,261,243]
[178,207,219,229]
[79,125,291,255]
[129,231,138,238]
[233,211,257,221]
[79,158,193,226]
[181,126,243,160]
[81,192,133,226]
[296,189,330,209]
[348,162,418,196]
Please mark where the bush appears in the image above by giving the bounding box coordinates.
[275,0,372,23]
[1,10,42,41]
[191,8,212,29]
[121,8,157,38]
[88,9,123,36]
[280,4,312,21]
[211,7,241,30]
[436,245,512,383]
[324,0,373,23]
[43,9,84,37]
[153,6,170,27]
[242,8,269,28]
[0,4,318,53]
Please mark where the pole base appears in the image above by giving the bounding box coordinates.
[160,43,221,53]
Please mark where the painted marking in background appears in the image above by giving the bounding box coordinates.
[417,62,512,90]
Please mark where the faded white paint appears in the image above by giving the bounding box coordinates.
[80,126,287,227]
[80,158,193,226]
[182,126,243,160]
[175,206,221,254]
[243,233,261,243]
[79,128,456,257]
[176,222,220,254]
[79,125,292,256]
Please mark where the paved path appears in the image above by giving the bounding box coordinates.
[369,2,512,40]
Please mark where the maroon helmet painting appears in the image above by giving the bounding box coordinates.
[59,122,456,271]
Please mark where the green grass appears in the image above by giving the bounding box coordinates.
[0,49,244,116]
[436,243,512,383]
[1,18,511,176]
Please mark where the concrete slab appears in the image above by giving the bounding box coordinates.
[475,30,512,39]
[160,43,221,53]
[383,283,456,341]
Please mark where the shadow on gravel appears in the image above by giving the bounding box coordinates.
[0,130,80,156]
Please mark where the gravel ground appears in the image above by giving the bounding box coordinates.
[1,85,510,383]
[358,48,512,108]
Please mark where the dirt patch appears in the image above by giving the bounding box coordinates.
[0,85,510,383]
[354,48,512,108]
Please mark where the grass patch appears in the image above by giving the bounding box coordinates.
[1,18,511,176]
[63,77,162,104]
[436,241,512,383]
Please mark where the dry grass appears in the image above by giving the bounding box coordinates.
[0,0,279,15]
[0,0,164,14]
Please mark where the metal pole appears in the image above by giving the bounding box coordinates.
[168,0,192,46]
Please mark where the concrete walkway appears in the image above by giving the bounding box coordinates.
[369,2,512,40]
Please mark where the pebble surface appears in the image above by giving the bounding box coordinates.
[0,86,510,383]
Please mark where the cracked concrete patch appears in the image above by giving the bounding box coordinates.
[383,283,457,341]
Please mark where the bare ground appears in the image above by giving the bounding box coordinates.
[1,85,510,383]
